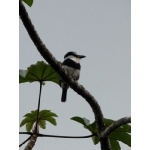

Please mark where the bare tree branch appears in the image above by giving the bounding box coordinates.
[20,132,32,135]
[19,135,32,147]
[38,133,95,138]
[19,1,111,149]
[100,117,131,138]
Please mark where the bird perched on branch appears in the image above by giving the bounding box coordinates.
[60,51,86,102]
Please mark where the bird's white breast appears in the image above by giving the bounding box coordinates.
[65,55,80,63]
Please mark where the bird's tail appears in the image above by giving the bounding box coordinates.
[61,89,67,102]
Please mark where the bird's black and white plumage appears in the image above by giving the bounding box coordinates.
[60,51,86,102]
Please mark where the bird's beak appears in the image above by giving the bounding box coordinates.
[78,55,86,58]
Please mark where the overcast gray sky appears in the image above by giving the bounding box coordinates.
[19,0,131,149]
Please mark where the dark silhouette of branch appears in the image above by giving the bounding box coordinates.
[20,132,32,135]
[19,135,32,147]
[19,1,111,149]
[19,132,95,138]
[38,133,95,138]
[100,117,131,138]
[35,81,43,132]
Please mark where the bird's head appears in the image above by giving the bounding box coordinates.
[64,51,86,63]
[64,51,86,61]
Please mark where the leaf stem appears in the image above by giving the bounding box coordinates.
[35,81,43,132]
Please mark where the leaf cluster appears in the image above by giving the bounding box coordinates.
[71,117,131,150]
[19,61,60,85]
[20,110,58,132]
[19,61,131,150]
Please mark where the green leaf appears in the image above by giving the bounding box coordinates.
[71,116,99,145]
[47,112,58,117]
[31,110,38,116]
[71,117,88,127]
[26,122,34,132]
[83,118,90,126]
[71,117,131,147]
[38,110,57,126]
[43,117,57,126]
[19,61,60,84]
[23,0,33,7]
[104,118,131,133]
[114,124,131,133]
[110,139,121,150]
[87,122,99,145]
[119,124,131,133]
[19,70,27,77]
[87,121,97,133]
[71,117,97,133]
[92,135,99,145]
[39,120,46,129]
[39,110,51,118]
[20,117,35,127]
[104,118,131,147]
[24,113,36,119]
[104,118,114,127]
[20,110,58,131]
[39,110,58,118]
[109,132,131,147]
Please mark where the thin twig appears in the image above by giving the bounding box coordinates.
[19,132,95,138]
[35,81,43,132]
[38,133,95,138]
[19,135,32,147]
[19,132,32,135]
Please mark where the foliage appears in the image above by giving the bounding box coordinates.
[19,62,131,149]
[104,118,131,147]
[19,61,60,85]
[20,1,131,149]
[20,110,58,132]
[23,0,33,7]
[71,117,131,150]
